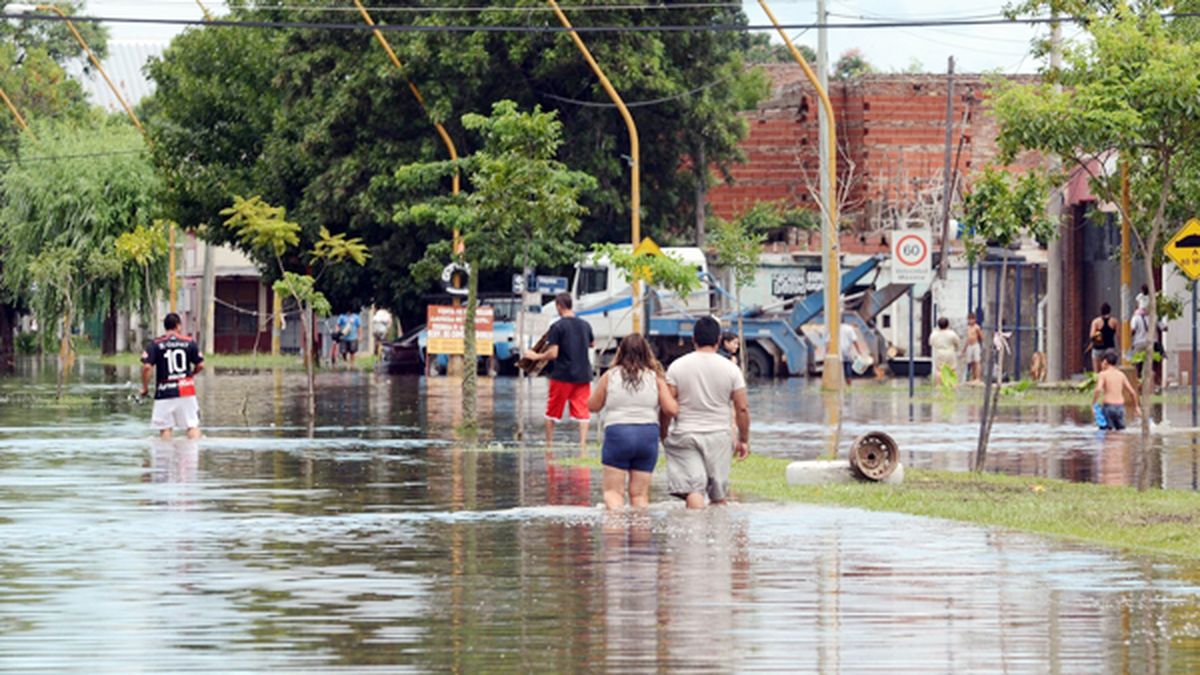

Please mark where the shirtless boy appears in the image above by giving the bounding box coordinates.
[1093,350,1141,431]
[964,314,984,382]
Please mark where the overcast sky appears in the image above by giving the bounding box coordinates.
[85,0,1051,74]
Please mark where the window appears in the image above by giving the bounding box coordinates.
[577,267,607,295]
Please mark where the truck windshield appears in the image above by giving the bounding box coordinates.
[577,267,607,295]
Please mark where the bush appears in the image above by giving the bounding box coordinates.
[15,330,41,355]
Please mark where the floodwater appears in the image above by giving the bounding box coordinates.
[2,359,1200,671]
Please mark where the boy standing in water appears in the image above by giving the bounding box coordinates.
[141,313,204,440]
[1093,350,1140,431]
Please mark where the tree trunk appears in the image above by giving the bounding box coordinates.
[973,256,1009,471]
[0,301,15,373]
[1138,240,1160,491]
[301,303,315,419]
[462,262,479,435]
[695,145,707,247]
[102,293,118,356]
[56,304,73,400]
[736,285,747,373]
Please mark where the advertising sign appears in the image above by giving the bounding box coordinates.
[427,305,494,356]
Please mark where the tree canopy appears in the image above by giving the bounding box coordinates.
[143,1,770,326]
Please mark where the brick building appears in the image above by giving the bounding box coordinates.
[708,66,1037,233]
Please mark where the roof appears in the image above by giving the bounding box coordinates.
[66,40,167,111]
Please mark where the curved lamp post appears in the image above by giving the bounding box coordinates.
[0,86,36,141]
[8,5,179,314]
[757,0,842,389]
[546,0,642,333]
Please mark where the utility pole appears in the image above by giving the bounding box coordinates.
[1045,17,1065,382]
[937,56,955,282]
[816,0,842,389]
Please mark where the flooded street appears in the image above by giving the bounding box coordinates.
[3,360,1200,671]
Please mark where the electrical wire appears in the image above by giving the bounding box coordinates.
[90,0,743,11]
[8,10,1198,34]
[0,149,145,165]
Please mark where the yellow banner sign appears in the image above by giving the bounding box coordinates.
[426,305,494,356]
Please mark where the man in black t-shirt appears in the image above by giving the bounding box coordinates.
[140,313,205,439]
[523,292,594,449]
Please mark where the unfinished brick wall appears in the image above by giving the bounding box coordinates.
[709,69,1037,232]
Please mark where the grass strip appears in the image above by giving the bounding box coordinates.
[97,352,377,372]
[556,454,1200,561]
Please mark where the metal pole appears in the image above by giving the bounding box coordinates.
[758,0,840,390]
[548,0,641,333]
[1014,262,1022,381]
[937,56,955,282]
[1192,281,1197,427]
[908,286,915,399]
[0,86,36,141]
[1045,17,1064,382]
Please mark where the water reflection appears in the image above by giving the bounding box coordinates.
[1,362,1200,670]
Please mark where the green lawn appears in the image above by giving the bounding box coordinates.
[558,453,1200,561]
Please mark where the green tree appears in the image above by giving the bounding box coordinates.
[744,33,816,64]
[710,202,777,374]
[395,101,595,433]
[959,166,1056,471]
[0,1,107,64]
[833,48,875,81]
[988,3,1200,484]
[0,117,160,362]
[219,195,369,418]
[142,2,768,327]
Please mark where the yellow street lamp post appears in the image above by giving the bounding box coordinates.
[757,0,842,390]
[0,86,37,141]
[9,4,178,313]
[350,0,466,372]
[546,0,642,333]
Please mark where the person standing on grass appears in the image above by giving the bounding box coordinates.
[1093,350,1141,431]
[338,311,361,368]
[140,312,204,440]
[929,317,962,382]
[588,334,678,509]
[663,316,750,510]
[523,292,594,450]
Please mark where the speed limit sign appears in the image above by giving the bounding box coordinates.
[892,229,932,284]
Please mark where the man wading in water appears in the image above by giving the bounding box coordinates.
[141,313,204,440]
[523,293,594,450]
[662,316,751,509]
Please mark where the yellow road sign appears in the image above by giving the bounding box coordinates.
[1165,218,1200,280]
[633,236,663,258]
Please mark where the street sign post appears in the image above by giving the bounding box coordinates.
[1166,219,1200,427]
[536,275,569,295]
[892,229,932,399]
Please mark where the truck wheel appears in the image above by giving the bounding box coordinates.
[745,345,773,379]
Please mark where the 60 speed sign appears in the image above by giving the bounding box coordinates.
[891,229,932,284]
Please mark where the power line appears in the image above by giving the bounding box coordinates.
[90,0,743,11]
[0,149,145,165]
[7,10,1197,34]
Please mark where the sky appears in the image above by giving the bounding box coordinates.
[82,0,1053,75]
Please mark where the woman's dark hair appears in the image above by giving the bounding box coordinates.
[613,333,662,391]
[1101,303,1111,316]
[721,332,739,348]
[937,317,949,329]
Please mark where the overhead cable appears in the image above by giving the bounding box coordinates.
[6,11,1198,34]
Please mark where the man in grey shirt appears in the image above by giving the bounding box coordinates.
[662,316,751,509]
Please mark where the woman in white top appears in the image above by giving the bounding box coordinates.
[588,333,679,509]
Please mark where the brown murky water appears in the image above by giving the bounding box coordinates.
[2,359,1199,671]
